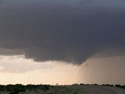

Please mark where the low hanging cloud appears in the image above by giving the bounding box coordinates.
[0,0,125,64]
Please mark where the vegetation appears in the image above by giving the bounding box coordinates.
[0,83,124,94]
[0,84,84,94]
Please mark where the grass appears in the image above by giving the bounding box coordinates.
[46,86,84,94]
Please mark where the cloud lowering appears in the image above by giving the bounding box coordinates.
[0,0,125,64]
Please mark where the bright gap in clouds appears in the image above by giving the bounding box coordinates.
[0,55,81,85]
[0,54,125,85]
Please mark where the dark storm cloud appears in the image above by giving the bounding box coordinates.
[0,0,125,64]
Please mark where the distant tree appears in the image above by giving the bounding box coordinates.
[72,83,79,86]
[80,83,84,86]
[93,84,98,86]
[115,84,125,89]
[101,84,114,87]
[115,84,121,88]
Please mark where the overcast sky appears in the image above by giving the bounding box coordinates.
[0,0,125,85]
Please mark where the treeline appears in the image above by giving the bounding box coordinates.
[0,84,52,94]
[0,83,125,94]
[79,83,125,89]
[99,84,125,89]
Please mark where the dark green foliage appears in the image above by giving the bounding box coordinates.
[93,84,98,86]
[9,90,20,94]
[26,84,50,91]
[100,84,125,89]
[101,84,114,87]
[0,85,6,91]
[79,83,84,86]
[115,84,125,89]
[6,84,25,94]
[0,83,124,94]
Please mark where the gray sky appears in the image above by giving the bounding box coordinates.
[0,0,125,64]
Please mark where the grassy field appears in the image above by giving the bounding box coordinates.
[46,86,84,94]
